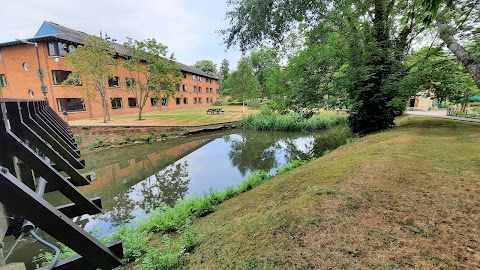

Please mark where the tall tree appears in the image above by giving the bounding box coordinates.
[287,32,348,111]
[224,57,260,112]
[219,59,230,95]
[193,60,218,77]
[222,0,424,134]
[123,38,181,120]
[400,47,476,106]
[433,1,480,89]
[250,48,282,98]
[64,36,117,123]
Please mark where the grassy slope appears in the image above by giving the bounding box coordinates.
[185,116,480,269]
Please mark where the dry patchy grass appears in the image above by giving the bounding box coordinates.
[185,116,480,269]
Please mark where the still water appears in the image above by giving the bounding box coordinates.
[6,127,352,267]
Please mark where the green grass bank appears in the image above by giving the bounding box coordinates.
[181,116,479,269]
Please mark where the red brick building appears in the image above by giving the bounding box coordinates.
[0,22,219,121]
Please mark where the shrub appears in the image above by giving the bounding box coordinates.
[178,227,199,253]
[277,160,304,175]
[237,171,269,193]
[241,111,347,131]
[102,226,149,261]
[213,98,228,106]
[246,99,261,109]
[228,100,243,106]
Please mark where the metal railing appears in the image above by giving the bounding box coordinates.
[0,99,123,269]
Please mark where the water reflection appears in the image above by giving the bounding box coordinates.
[227,132,281,177]
[76,127,352,235]
[80,139,209,234]
[6,127,355,269]
[138,161,190,210]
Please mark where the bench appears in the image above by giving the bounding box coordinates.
[207,108,224,114]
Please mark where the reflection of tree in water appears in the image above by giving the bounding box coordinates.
[101,192,136,227]
[283,126,353,162]
[282,138,315,162]
[137,161,190,210]
[228,131,281,176]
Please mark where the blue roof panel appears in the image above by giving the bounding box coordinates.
[35,21,59,37]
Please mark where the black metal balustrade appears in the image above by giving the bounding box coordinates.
[0,99,123,269]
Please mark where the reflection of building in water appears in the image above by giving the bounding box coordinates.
[81,138,213,195]
[76,138,213,228]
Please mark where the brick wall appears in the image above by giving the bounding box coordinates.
[0,43,220,121]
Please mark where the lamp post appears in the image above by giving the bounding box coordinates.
[16,39,48,99]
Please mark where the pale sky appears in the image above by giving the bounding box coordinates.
[0,0,242,70]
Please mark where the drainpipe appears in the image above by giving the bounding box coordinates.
[0,203,7,266]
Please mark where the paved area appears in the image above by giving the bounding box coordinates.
[406,109,480,123]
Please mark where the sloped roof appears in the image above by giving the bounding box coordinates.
[1,21,218,79]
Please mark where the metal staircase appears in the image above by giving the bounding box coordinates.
[0,99,123,269]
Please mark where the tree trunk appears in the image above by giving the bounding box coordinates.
[105,92,111,121]
[138,107,143,120]
[101,96,107,123]
[436,13,480,89]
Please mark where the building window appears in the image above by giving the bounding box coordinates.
[162,98,168,106]
[199,98,203,104]
[193,98,197,104]
[23,62,29,71]
[183,85,187,92]
[52,70,71,85]
[176,84,180,91]
[48,42,69,57]
[126,78,136,89]
[183,98,188,104]
[182,72,187,79]
[176,98,181,105]
[0,49,3,62]
[151,98,159,106]
[198,76,202,82]
[108,76,120,88]
[206,98,210,103]
[193,86,196,92]
[0,74,7,87]
[57,98,85,112]
[111,98,123,109]
[128,98,138,108]
[199,87,202,93]
[192,74,196,81]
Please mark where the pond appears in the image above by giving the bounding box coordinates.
[5,126,353,268]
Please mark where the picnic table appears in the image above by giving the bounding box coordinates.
[207,108,225,114]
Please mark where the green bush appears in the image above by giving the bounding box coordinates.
[213,98,228,106]
[237,171,269,193]
[102,226,150,261]
[246,99,262,109]
[277,160,304,175]
[228,100,243,106]
[141,203,192,233]
[178,227,199,253]
[140,132,157,142]
[241,111,347,131]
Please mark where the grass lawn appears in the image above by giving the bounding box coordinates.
[179,116,480,269]
[68,106,252,126]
